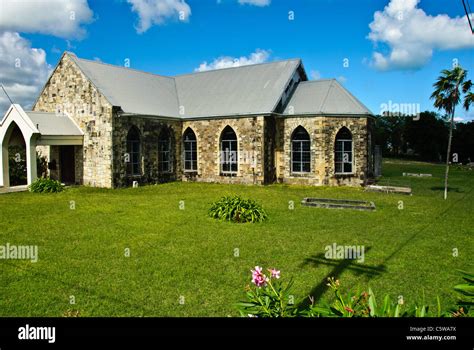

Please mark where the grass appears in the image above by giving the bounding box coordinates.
[0,159,472,317]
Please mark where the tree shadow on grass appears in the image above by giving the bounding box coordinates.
[430,186,463,193]
[298,247,387,310]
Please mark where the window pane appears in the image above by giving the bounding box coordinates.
[346,151,352,162]
[335,162,342,173]
[302,141,310,152]
[292,162,300,172]
[302,151,311,162]
[302,162,310,172]
[293,151,301,162]
[344,162,352,173]
[343,141,352,152]
[133,163,140,175]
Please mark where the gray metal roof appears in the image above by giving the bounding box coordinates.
[26,111,83,136]
[70,56,179,117]
[63,53,371,119]
[283,80,372,115]
[174,59,301,118]
[69,53,301,118]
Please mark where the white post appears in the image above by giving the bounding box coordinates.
[26,136,37,185]
[0,139,9,187]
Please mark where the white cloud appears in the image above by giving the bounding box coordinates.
[238,0,271,6]
[0,32,52,117]
[310,70,321,80]
[454,117,464,122]
[0,0,94,39]
[337,76,347,84]
[368,0,474,70]
[127,0,191,33]
[195,49,271,72]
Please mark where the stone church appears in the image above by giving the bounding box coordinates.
[0,52,375,189]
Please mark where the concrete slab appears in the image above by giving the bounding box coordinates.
[0,185,28,194]
[366,185,412,195]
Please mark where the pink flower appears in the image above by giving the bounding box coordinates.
[251,266,268,287]
[268,268,280,279]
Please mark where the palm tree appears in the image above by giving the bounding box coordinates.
[430,66,472,200]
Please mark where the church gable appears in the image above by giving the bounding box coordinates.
[33,52,113,123]
[33,52,115,188]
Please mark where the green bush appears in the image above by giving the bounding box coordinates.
[237,268,471,318]
[29,177,65,193]
[208,195,267,223]
[450,270,474,317]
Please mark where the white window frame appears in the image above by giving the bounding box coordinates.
[335,138,353,175]
[291,139,311,174]
[183,133,197,172]
[220,138,238,175]
[158,135,172,173]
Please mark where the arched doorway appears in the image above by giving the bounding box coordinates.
[7,122,27,186]
[1,121,28,187]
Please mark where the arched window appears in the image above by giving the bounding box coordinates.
[335,127,353,174]
[220,126,237,175]
[126,126,141,176]
[291,126,311,173]
[183,128,197,172]
[158,128,172,172]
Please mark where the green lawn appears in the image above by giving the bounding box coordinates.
[0,160,472,316]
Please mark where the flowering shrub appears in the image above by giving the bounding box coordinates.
[237,266,296,317]
[238,267,451,318]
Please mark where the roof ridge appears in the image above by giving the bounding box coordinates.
[71,53,301,80]
[173,58,301,78]
[318,79,334,112]
[299,79,336,84]
[72,54,175,80]
[331,80,373,114]
[24,110,56,114]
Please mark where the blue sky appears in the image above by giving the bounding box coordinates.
[1,0,473,119]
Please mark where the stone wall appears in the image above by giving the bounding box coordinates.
[33,54,114,188]
[181,116,265,184]
[112,115,182,187]
[275,115,371,186]
[263,116,277,184]
[30,53,373,188]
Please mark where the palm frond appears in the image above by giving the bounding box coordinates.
[464,92,474,111]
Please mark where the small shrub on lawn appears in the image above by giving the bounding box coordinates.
[208,195,267,223]
[29,177,65,193]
